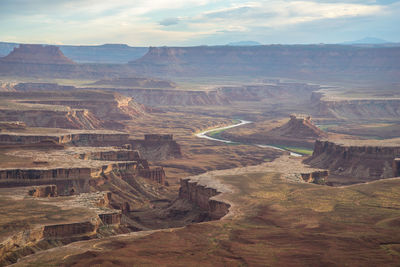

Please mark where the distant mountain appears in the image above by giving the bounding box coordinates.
[341,37,391,44]
[0,42,148,63]
[227,41,262,46]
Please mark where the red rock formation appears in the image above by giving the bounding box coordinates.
[43,221,97,238]
[300,171,329,184]
[1,44,75,65]
[28,185,57,197]
[98,213,122,225]
[0,109,103,130]
[271,114,327,139]
[179,179,230,220]
[79,150,141,161]
[130,134,182,161]
[305,140,400,183]
[139,167,166,184]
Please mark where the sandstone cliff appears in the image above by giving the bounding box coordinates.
[304,140,400,184]
[179,179,230,220]
[130,134,182,161]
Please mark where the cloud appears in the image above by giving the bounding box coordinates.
[0,0,398,45]
[159,17,181,26]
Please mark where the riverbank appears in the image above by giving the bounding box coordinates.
[195,119,303,156]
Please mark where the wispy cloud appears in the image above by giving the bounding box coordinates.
[0,0,398,45]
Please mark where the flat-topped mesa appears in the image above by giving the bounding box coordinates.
[305,139,400,184]
[130,134,182,161]
[0,44,75,65]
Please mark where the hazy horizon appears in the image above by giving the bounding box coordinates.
[1,0,399,46]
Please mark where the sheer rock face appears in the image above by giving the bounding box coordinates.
[305,140,400,182]
[130,134,182,161]
[0,44,75,65]
[179,178,230,220]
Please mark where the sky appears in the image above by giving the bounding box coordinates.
[0,0,399,46]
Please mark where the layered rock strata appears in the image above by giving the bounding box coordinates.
[179,179,230,220]
[28,185,57,197]
[130,134,182,161]
[305,140,400,182]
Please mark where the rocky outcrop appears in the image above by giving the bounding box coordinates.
[28,185,57,197]
[0,44,75,65]
[179,179,230,220]
[43,220,98,238]
[130,134,182,161]
[300,171,329,184]
[98,213,122,225]
[304,140,400,183]
[139,167,166,185]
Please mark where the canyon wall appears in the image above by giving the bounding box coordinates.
[311,91,400,120]
[179,179,230,220]
[78,150,141,161]
[109,88,230,106]
[304,140,400,182]
[130,134,182,161]
[0,132,129,146]
[129,45,400,82]
[0,109,103,130]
